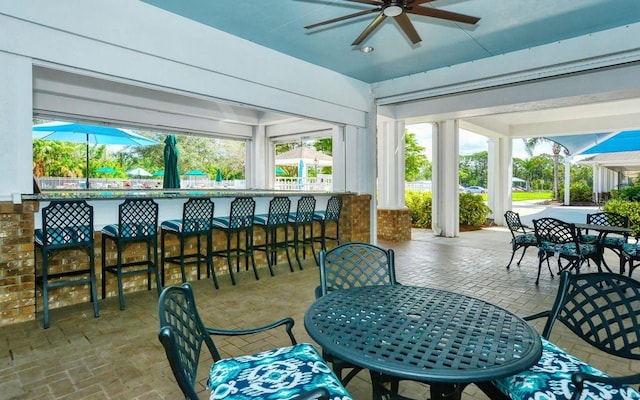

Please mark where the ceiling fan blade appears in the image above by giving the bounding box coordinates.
[305,8,380,29]
[352,12,386,45]
[393,12,421,44]
[408,6,480,25]
[344,0,382,5]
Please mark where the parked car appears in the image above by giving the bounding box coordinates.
[466,186,487,193]
[459,185,468,193]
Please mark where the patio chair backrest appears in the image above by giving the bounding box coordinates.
[587,212,629,229]
[542,271,640,360]
[319,242,396,297]
[158,283,221,400]
[505,210,528,235]
[533,217,578,247]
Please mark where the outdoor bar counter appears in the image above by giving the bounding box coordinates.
[0,190,372,326]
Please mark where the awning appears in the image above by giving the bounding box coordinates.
[545,130,640,155]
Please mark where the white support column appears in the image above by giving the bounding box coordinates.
[0,52,32,202]
[564,156,572,205]
[248,125,268,189]
[377,118,406,209]
[592,164,599,203]
[487,137,513,226]
[432,120,459,237]
[331,125,346,192]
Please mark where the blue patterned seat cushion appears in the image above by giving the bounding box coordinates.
[540,241,598,257]
[493,338,640,400]
[581,234,627,247]
[513,233,537,245]
[621,243,640,257]
[254,214,289,226]
[208,343,352,400]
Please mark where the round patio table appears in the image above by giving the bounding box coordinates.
[304,285,542,399]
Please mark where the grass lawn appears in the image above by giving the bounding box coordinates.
[477,191,553,201]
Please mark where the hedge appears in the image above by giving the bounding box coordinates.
[405,190,492,229]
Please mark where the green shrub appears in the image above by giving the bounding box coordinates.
[611,186,640,201]
[405,190,432,228]
[405,191,492,229]
[459,193,493,227]
[569,182,592,203]
[603,199,640,236]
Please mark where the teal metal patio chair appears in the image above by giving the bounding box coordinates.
[158,282,351,400]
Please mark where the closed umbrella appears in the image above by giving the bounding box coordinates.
[163,135,180,189]
[215,169,223,182]
[33,121,158,188]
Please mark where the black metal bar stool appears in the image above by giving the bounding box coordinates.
[288,195,317,269]
[312,195,342,253]
[101,198,160,310]
[160,198,218,288]
[211,196,257,285]
[253,196,293,275]
[34,200,99,329]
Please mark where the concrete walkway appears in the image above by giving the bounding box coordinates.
[512,200,599,226]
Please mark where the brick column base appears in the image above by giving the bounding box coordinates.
[377,208,411,242]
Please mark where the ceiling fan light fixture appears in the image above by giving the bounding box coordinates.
[383,2,403,17]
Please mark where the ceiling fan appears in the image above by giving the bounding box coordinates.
[305,0,480,46]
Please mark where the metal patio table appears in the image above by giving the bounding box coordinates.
[304,285,542,400]
[573,222,633,273]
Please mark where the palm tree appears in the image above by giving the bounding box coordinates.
[523,138,565,200]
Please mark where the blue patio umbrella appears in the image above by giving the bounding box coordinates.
[33,121,158,189]
[163,135,180,189]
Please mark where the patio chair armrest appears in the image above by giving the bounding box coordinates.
[206,316,297,345]
[522,310,550,322]
[571,372,640,400]
[292,387,331,400]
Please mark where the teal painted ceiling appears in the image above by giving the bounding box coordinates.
[140,0,640,83]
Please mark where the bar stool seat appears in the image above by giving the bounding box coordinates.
[288,195,317,269]
[161,198,218,288]
[102,198,160,310]
[253,196,293,275]
[212,196,258,285]
[34,200,99,329]
[312,195,342,253]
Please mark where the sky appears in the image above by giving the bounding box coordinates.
[407,123,553,160]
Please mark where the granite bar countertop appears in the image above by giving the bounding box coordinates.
[23,189,350,201]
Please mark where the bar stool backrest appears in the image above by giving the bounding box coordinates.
[229,196,256,229]
[41,200,94,247]
[118,198,159,238]
[324,196,342,222]
[267,197,291,225]
[294,196,316,223]
[182,198,215,233]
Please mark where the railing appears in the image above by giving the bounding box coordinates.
[36,177,333,191]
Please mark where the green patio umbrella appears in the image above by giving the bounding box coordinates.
[94,167,118,174]
[163,135,180,189]
[215,169,223,182]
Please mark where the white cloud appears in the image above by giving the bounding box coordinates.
[406,123,552,160]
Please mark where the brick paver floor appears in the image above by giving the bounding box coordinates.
[1,227,637,399]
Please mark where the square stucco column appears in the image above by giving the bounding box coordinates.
[432,120,459,237]
[487,137,513,226]
[377,118,411,241]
